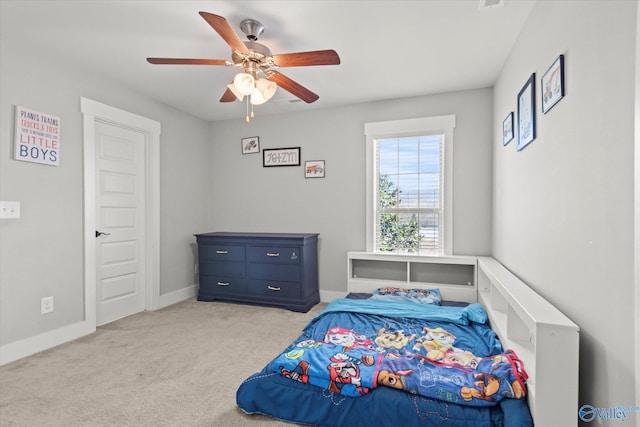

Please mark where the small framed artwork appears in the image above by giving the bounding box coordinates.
[502,112,514,145]
[241,136,260,154]
[541,54,565,114]
[305,160,325,178]
[263,147,301,167]
[517,73,536,151]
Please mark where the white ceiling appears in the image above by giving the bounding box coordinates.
[1,0,536,122]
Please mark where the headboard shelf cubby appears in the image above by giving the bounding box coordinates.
[347,251,477,303]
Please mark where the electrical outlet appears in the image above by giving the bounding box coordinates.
[0,201,20,219]
[194,264,199,274]
[41,296,54,314]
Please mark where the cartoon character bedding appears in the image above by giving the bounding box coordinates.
[237,288,533,427]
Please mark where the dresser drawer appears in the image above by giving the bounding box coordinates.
[199,276,246,296]
[247,263,301,282]
[200,260,245,278]
[247,246,300,264]
[198,244,245,261]
[247,279,301,299]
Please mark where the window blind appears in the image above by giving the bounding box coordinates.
[374,134,444,255]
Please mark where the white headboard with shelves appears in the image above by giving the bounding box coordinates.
[346,252,580,426]
[347,251,478,303]
[476,257,579,427]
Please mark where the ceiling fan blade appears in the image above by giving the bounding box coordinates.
[199,12,249,54]
[272,50,341,67]
[267,72,319,103]
[147,58,227,66]
[220,87,238,103]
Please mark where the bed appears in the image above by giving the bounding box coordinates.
[236,256,579,426]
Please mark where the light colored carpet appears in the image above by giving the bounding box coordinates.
[0,299,326,427]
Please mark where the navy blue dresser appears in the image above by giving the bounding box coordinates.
[194,232,320,312]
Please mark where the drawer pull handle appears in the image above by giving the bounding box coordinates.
[266,252,280,257]
[267,286,281,291]
[217,281,230,286]
[216,250,228,254]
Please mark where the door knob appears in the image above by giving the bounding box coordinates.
[95,230,111,238]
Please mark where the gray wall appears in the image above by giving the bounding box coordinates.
[0,40,210,346]
[492,0,636,416]
[207,88,493,294]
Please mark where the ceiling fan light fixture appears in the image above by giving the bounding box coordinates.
[256,78,277,100]
[227,83,244,101]
[249,78,278,105]
[233,72,255,95]
[250,87,267,105]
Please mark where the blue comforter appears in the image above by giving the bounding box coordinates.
[266,299,528,407]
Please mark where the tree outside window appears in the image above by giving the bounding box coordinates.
[378,175,422,252]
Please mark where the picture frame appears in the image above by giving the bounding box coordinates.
[241,136,260,154]
[305,160,325,178]
[502,112,514,145]
[263,147,301,167]
[517,73,536,151]
[541,54,565,114]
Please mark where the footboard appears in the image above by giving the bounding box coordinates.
[477,257,579,427]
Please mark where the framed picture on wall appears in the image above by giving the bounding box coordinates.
[241,136,260,154]
[517,73,536,151]
[305,160,325,178]
[502,112,514,145]
[263,147,301,167]
[541,54,565,114]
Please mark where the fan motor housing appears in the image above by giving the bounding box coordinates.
[232,41,272,69]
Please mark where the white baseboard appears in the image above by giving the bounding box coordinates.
[319,289,347,303]
[0,320,95,366]
[154,285,197,310]
[0,285,197,366]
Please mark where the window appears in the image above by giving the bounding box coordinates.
[365,115,455,255]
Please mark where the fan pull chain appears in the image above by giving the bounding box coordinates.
[244,94,256,123]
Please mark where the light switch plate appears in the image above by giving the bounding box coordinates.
[0,201,20,219]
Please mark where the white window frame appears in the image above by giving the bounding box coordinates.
[364,115,455,255]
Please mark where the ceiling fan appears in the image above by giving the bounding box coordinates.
[147,12,340,119]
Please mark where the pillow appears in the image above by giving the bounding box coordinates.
[370,286,442,306]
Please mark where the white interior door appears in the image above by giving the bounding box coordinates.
[95,121,146,325]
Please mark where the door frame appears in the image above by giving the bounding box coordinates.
[81,97,161,327]
[634,0,640,409]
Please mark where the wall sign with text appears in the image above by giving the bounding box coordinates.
[263,147,300,167]
[14,106,61,166]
